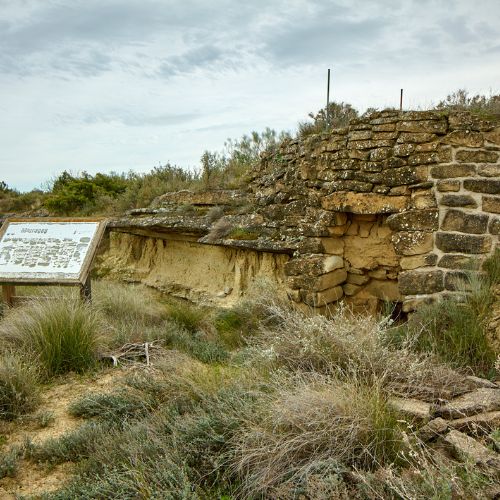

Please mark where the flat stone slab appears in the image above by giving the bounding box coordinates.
[389,397,431,421]
[418,417,449,442]
[442,430,500,469]
[433,388,500,419]
[449,411,500,435]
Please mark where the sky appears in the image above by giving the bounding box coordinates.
[0,0,499,191]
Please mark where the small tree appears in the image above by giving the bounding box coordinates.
[298,101,359,138]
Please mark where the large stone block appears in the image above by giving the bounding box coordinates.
[285,254,344,276]
[464,179,500,195]
[344,235,399,269]
[442,130,484,147]
[440,194,478,208]
[314,286,344,306]
[483,196,500,214]
[400,253,438,270]
[438,254,481,270]
[430,164,476,178]
[387,209,439,231]
[455,150,498,163]
[484,127,500,145]
[397,132,437,143]
[408,152,439,165]
[477,164,500,177]
[441,209,489,234]
[399,270,444,295]
[411,190,437,209]
[489,217,500,235]
[319,237,344,255]
[393,143,415,157]
[288,269,347,291]
[363,279,400,301]
[397,120,447,134]
[330,180,373,192]
[392,231,434,255]
[321,192,409,214]
[435,232,492,254]
[380,166,428,187]
[437,180,460,192]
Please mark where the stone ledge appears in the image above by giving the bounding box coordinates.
[321,192,409,214]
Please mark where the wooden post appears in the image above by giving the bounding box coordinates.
[2,285,15,307]
[80,276,92,303]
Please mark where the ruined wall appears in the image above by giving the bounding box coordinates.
[102,110,499,313]
[249,110,499,312]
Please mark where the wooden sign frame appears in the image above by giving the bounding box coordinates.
[0,217,107,305]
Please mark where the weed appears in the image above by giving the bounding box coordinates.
[232,376,405,497]
[0,447,20,479]
[0,353,39,420]
[163,324,229,364]
[35,410,55,428]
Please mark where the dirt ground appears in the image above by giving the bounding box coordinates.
[0,369,122,499]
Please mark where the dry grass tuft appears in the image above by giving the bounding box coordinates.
[232,375,405,498]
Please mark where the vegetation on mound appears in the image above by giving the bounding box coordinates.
[0,268,498,498]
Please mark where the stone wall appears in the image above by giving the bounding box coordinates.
[103,110,499,312]
[247,110,499,312]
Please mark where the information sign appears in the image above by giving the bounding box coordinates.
[0,218,106,287]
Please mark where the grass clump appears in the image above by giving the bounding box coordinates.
[167,301,206,333]
[0,353,39,420]
[0,299,100,378]
[387,253,499,377]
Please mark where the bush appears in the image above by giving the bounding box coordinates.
[163,323,229,364]
[69,390,152,425]
[25,421,110,465]
[0,353,39,420]
[0,299,100,378]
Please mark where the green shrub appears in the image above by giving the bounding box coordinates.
[214,308,254,349]
[0,353,39,420]
[1,299,100,378]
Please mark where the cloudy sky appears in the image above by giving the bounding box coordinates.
[1,0,499,191]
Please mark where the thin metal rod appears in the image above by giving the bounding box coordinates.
[326,68,331,130]
[400,88,403,112]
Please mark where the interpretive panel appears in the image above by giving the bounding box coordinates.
[0,219,105,283]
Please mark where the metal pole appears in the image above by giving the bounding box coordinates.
[400,88,403,112]
[326,68,331,130]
